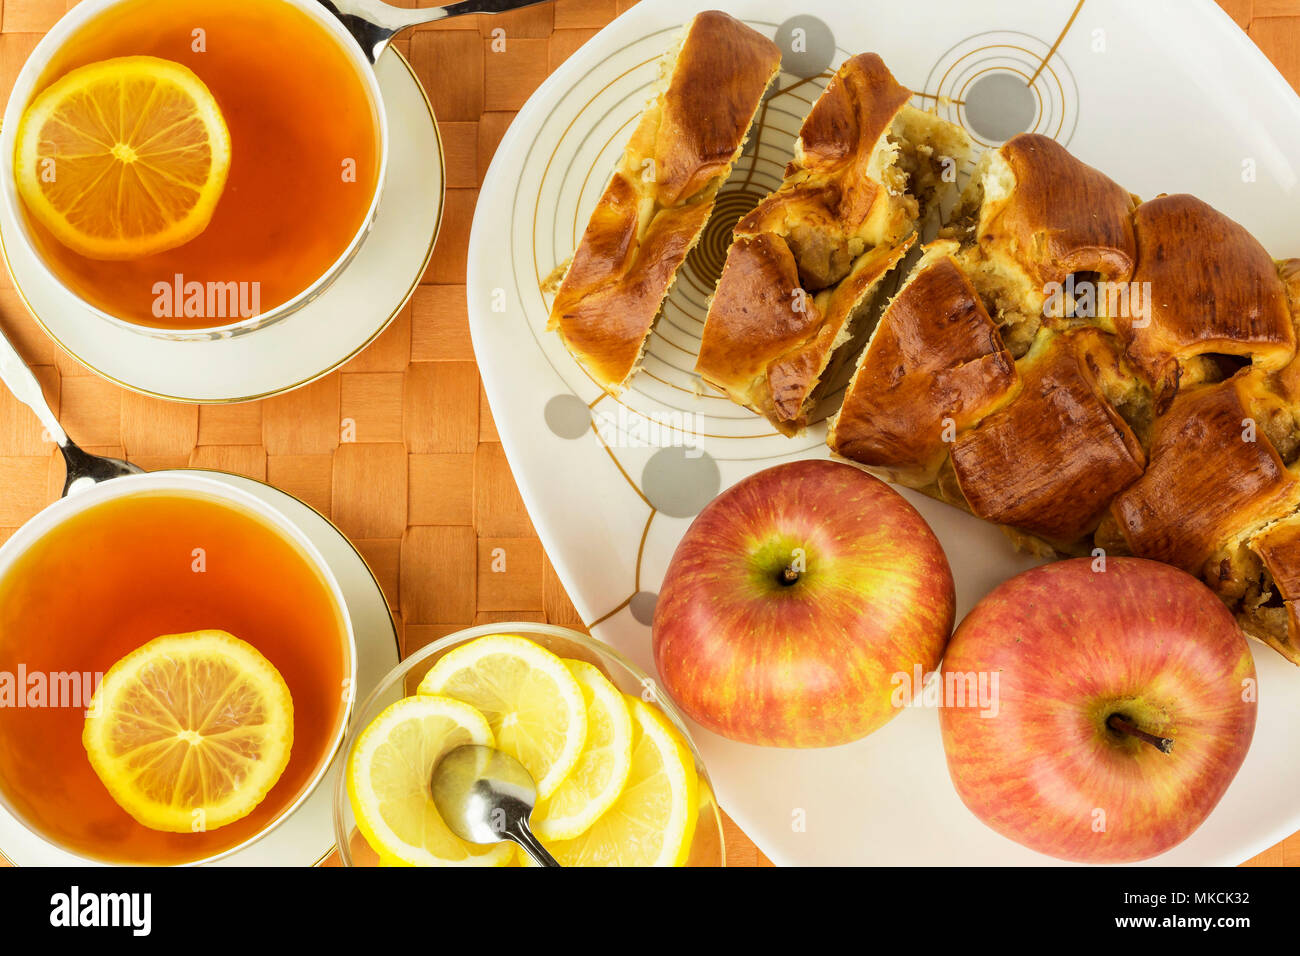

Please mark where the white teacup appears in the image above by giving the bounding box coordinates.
[0,0,389,341]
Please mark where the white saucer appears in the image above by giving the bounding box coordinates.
[0,51,444,404]
[0,470,401,866]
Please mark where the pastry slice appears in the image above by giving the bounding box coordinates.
[941,133,1139,358]
[1241,515,1300,664]
[948,328,1147,551]
[1116,194,1295,406]
[695,52,974,435]
[547,11,781,392]
[1273,258,1300,405]
[827,240,1018,490]
[1109,369,1300,575]
[1180,364,1300,663]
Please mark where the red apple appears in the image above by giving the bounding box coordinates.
[940,557,1257,863]
[652,459,955,747]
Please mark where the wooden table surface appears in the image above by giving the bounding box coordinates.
[0,0,1296,868]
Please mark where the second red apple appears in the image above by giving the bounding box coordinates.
[652,460,955,748]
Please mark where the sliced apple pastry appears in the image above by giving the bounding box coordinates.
[546,11,781,393]
[696,53,973,434]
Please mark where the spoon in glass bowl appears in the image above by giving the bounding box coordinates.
[431,744,561,867]
[321,0,552,63]
[0,323,142,496]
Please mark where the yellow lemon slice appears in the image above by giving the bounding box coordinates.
[346,694,512,867]
[417,635,587,799]
[525,696,699,867]
[532,660,633,841]
[82,629,292,833]
[15,55,231,260]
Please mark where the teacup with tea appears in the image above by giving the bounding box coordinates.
[2,0,386,336]
[0,473,356,865]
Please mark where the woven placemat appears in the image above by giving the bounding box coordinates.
[0,0,1296,868]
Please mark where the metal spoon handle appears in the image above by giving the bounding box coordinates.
[322,0,550,62]
[0,321,66,447]
[392,0,551,25]
[507,820,561,868]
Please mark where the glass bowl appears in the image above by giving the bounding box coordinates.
[331,621,725,866]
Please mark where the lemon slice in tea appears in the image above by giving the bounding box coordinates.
[82,629,293,833]
[531,660,633,841]
[417,635,588,799]
[15,55,232,260]
[524,697,699,867]
[346,694,513,867]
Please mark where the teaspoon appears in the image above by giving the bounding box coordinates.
[430,744,561,867]
[321,0,552,64]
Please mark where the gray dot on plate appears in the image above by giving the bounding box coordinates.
[773,15,836,80]
[964,72,1037,143]
[544,394,591,440]
[641,447,720,518]
[629,591,657,626]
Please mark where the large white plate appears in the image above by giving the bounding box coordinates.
[0,51,443,404]
[468,0,1300,866]
[0,470,401,866]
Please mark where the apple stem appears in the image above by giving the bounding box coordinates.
[1107,714,1174,754]
[778,566,800,586]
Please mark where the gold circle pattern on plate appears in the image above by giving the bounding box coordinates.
[921,30,1080,148]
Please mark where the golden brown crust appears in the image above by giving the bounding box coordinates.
[949,329,1146,547]
[696,52,972,432]
[695,235,809,378]
[697,237,910,433]
[737,52,913,258]
[829,134,1300,664]
[1110,371,1300,574]
[654,11,787,207]
[548,12,781,391]
[1259,258,1300,407]
[1244,517,1300,662]
[940,134,1138,359]
[828,253,1018,485]
[796,53,911,171]
[1118,194,1294,398]
[1252,520,1300,604]
[992,134,1138,289]
[552,191,713,386]
[1282,257,1300,310]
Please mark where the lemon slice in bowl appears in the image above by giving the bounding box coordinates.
[532,660,633,841]
[346,694,513,867]
[417,635,587,799]
[15,55,232,260]
[82,629,293,833]
[525,696,699,867]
